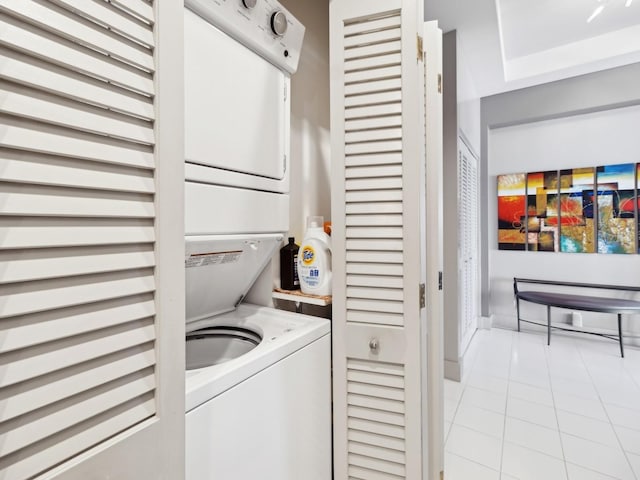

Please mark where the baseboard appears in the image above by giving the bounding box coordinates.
[478,316,492,329]
[490,313,516,330]
[444,358,462,382]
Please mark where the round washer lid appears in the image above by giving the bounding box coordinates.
[186,326,262,370]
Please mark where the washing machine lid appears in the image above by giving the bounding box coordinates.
[185,234,282,325]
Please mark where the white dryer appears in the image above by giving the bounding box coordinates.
[183,1,331,479]
[184,0,304,235]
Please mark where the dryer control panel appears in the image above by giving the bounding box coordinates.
[185,0,305,74]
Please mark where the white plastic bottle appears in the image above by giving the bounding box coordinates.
[298,216,332,296]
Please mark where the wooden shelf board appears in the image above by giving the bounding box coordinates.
[272,288,332,306]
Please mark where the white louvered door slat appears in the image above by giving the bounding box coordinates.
[0,1,155,71]
[0,116,155,168]
[0,371,156,458]
[0,220,155,250]
[0,81,155,143]
[109,0,155,25]
[50,0,155,47]
[0,13,155,94]
[0,149,155,193]
[0,46,155,120]
[0,246,155,284]
[0,296,155,352]
[2,398,156,480]
[0,1,184,479]
[331,0,429,478]
[0,346,156,422]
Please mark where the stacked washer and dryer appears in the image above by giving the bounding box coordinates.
[183,1,331,479]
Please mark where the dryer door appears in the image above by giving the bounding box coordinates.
[185,8,287,182]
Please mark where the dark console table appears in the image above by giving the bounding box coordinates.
[514,278,640,357]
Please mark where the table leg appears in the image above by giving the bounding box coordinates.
[618,313,624,358]
[516,297,521,332]
[547,305,551,346]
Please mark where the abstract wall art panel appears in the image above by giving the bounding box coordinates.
[559,168,595,253]
[526,170,559,252]
[597,163,636,254]
[497,173,526,250]
[497,163,639,254]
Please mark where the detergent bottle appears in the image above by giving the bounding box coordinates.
[298,216,332,296]
[279,237,299,290]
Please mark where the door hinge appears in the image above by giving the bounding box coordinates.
[419,283,426,309]
[438,73,442,93]
[284,83,287,101]
[283,154,287,174]
[440,471,444,480]
[417,34,424,61]
[438,271,443,290]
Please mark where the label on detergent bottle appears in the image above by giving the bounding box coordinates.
[299,244,321,287]
[293,254,299,287]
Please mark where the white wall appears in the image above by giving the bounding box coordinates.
[488,105,640,338]
[280,0,331,242]
[456,39,480,155]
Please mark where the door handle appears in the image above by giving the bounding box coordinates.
[369,338,379,353]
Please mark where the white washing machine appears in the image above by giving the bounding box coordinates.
[183,2,331,479]
[184,234,331,480]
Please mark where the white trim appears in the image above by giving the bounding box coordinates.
[151,0,185,477]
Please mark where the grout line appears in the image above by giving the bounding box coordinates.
[543,332,571,480]
[445,451,502,476]
[498,329,515,479]
[454,394,507,416]
[503,411,558,432]
[502,438,571,463]
[447,420,503,441]
[577,336,639,480]
[463,381,509,396]
[565,461,623,480]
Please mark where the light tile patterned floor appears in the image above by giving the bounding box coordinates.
[444,327,640,480]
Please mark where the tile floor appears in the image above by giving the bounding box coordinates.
[444,327,640,480]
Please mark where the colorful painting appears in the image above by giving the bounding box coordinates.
[498,163,640,255]
[497,173,526,250]
[526,171,559,252]
[559,168,595,253]
[597,163,636,254]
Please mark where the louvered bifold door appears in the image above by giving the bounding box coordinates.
[0,1,184,479]
[330,0,428,478]
[457,142,479,351]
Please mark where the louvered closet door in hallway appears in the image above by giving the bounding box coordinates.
[0,1,185,478]
[458,140,479,353]
[330,0,433,478]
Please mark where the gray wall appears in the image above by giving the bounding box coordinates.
[442,31,481,380]
[280,0,331,241]
[480,62,640,318]
[442,31,460,378]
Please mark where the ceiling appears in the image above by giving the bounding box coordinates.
[425,0,640,98]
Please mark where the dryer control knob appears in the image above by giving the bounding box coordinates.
[270,11,288,36]
[242,0,257,8]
